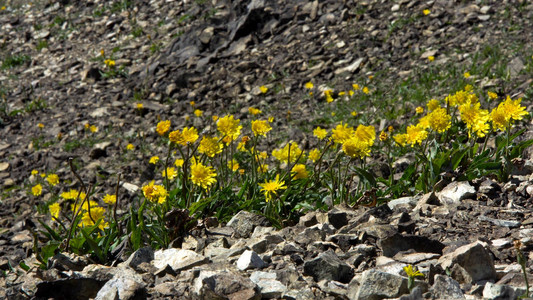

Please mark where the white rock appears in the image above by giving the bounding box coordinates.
[153,249,208,271]
[236,250,266,270]
[437,181,475,205]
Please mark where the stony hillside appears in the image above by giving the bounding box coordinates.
[1,0,533,299]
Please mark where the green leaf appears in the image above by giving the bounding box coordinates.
[510,139,533,159]
[451,148,468,170]
[19,261,30,271]
[37,219,62,241]
[80,225,105,263]
[353,167,376,187]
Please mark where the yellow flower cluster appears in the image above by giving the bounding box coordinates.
[190,161,217,190]
[272,142,303,163]
[142,181,168,204]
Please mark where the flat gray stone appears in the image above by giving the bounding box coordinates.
[438,241,497,283]
[153,249,208,271]
[430,275,465,299]
[355,269,408,300]
[437,181,475,205]
[303,250,354,283]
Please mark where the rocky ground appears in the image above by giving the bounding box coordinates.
[2,0,533,299]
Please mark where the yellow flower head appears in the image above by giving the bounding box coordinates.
[104,59,115,68]
[90,125,98,133]
[393,133,408,147]
[406,124,428,146]
[257,164,269,173]
[355,124,376,146]
[126,144,134,150]
[149,156,160,164]
[308,148,321,163]
[175,158,184,168]
[291,164,308,179]
[459,101,489,136]
[180,127,199,145]
[272,142,303,163]
[136,103,144,110]
[352,83,360,91]
[362,87,370,94]
[251,120,272,137]
[427,99,440,111]
[61,189,86,200]
[31,169,39,176]
[49,202,61,218]
[189,101,195,107]
[194,109,203,117]
[304,82,314,89]
[228,159,240,172]
[198,136,223,157]
[38,123,44,129]
[259,174,287,202]
[46,174,59,186]
[217,115,242,144]
[426,107,452,133]
[342,137,371,159]
[156,120,171,136]
[427,56,435,62]
[331,122,355,144]
[416,106,424,114]
[190,161,217,190]
[388,125,394,132]
[85,123,90,130]
[379,131,388,141]
[487,91,498,100]
[423,9,430,15]
[103,194,117,205]
[464,72,471,78]
[162,167,178,180]
[403,264,424,278]
[313,127,328,140]
[80,206,108,230]
[142,181,168,204]
[32,184,43,196]
[248,107,262,115]
[351,111,358,117]
[259,85,268,94]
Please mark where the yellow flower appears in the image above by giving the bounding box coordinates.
[291,164,308,179]
[415,106,424,114]
[228,159,240,172]
[149,156,160,164]
[331,123,355,144]
[168,130,182,144]
[103,194,116,205]
[313,126,328,140]
[61,189,86,200]
[423,9,430,15]
[40,173,45,178]
[272,142,303,163]
[268,116,274,123]
[427,107,452,133]
[80,206,108,230]
[248,107,262,115]
[464,72,471,78]
[487,91,498,100]
[342,137,371,159]
[406,125,428,146]
[162,167,178,180]
[491,96,529,131]
[126,144,134,150]
[49,202,60,218]
[212,115,219,122]
[175,159,184,168]
[198,136,222,157]
[180,127,199,145]
[324,90,334,103]
[251,120,272,137]
[190,101,195,107]
[349,90,355,96]
[259,85,268,94]
[491,106,507,131]
[38,123,44,129]
[142,181,168,203]
[308,148,321,163]
[331,112,336,116]
[351,111,358,117]
[428,56,435,62]
[46,174,59,186]
[194,109,203,117]
[239,169,245,175]
[71,200,98,213]
[388,125,394,132]
[393,133,408,147]
[362,87,369,94]
[31,184,42,196]
[156,120,171,135]
[84,123,90,130]
[352,83,360,90]
[355,124,376,146]
[459,101,489,136]
[379,131,388,141]
[100,49,105,57]
[217,115,242,144]
[259,174,287,202]
[257,164,269,173]
[31,169,39,176]
[427,99,440,111]
[403,265,424,278]
[136,103,144,110]
[304,82,314,89]
[190,161,217,190]
[104,59,115,67]
[90,125,98,133]
[339,91,346,96]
